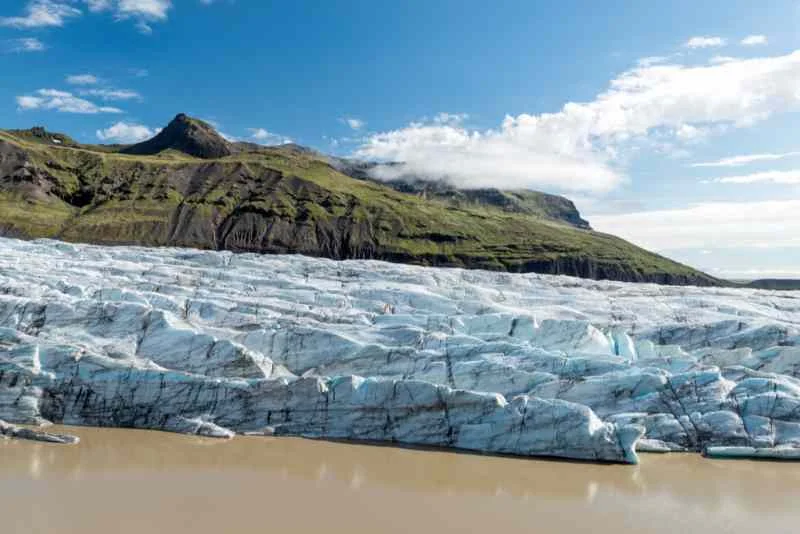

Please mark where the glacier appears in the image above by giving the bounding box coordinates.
[0,237,799,463]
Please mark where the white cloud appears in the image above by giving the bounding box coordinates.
[16,88,122,114]
[66,74,141,102]
[5,38,46,52]
[432,112,468,126]
[691,151,800,167]
[637,56,671,67]
[85,0,111,11]
[706,169,800,185]
[357,50,800,193]
[685,36,726,48]
[357,121,621,192]
[342,117,365,131]
[247,128,292,145]
[80,88,141,101]
[117,0,170,28]
[2,0,184,34]
[741,35,768,46]
[709,55,737,64]
[248,128,271,140]
[81,0,171,33]
[99,0,171,19]
[674,124,708,142]
[591,200,800,251]
[0,1,81,28]
[96,121,157,143]
[66,74,99,85]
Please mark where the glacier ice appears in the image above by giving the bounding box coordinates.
[0,419,79,444]
[0,237,799,463]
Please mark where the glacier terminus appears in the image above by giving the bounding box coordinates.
[1,237,799,463]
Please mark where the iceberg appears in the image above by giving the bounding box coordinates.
[0,419,79,444]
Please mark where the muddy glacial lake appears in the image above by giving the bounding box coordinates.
[2,426,799,534]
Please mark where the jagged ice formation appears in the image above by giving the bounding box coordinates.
[0,237,798,463]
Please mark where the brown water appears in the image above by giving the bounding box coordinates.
[1,427,799,534]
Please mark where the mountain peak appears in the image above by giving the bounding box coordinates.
[121,113,233,159]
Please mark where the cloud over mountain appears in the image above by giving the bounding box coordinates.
[358,50,800,193]
[96,121,157,143]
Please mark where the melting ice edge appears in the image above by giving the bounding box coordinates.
[2,237,800,463]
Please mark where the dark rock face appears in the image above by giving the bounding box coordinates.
[0,141,65,199]
[121,113,233,159]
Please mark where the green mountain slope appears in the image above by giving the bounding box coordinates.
[0,116,721,286]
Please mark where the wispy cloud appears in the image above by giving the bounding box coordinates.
[685,36,726,48]
[1,1,174,33]
[65,73,142,102]
[705,169,800,185]
[96,121,157,143]
[637,56,671,67]
[117,0,171,33]
[66,74,99,85]
[431,112,468,126]
[16,88,122,114]
[709,55,737,64]
[691,151,800,168]
[82,0,172,33]
[357,50,800,193]
[741,35,768,46]
[341,117,365,131]
[79,88,141,101]
[674,124,710,142]
[0,1,81,29]
[4,37,46,52]
[247,128,292,145]
[591,200,800,251]
[84,0,111,12]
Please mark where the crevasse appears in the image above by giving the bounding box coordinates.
[1,237,798,463]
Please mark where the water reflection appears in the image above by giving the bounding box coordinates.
[2,426,800,534]
[2,426,799,507]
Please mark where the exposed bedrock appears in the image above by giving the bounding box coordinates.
[0,237,798,462]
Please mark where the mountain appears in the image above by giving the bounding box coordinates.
[330,159,591,229]
[742,279,800,291]
[0,114,721,286]
[121,114,233,159]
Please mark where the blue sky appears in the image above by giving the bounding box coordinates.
[2,0,800,278]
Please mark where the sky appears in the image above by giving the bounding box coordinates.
[1,0,800,279]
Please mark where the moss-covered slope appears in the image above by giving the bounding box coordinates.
[0,122,721,286]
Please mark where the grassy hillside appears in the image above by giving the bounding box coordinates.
[0,126,721,286]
